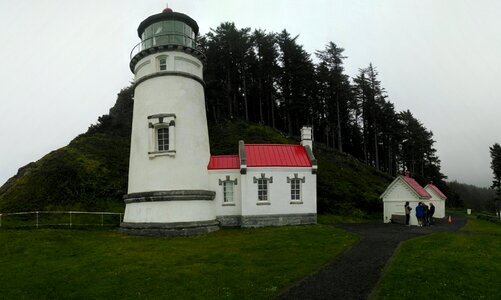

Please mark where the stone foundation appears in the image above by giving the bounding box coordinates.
[120,220,219,237]
[216,215,242,227]
[121,214,317,236]
[241,213,317,228]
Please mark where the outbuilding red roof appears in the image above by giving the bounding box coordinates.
[208,144,312,170]
[245,144,312,167]
[207,155,240,170]
[426,183,447,200]
[401,176,431,199]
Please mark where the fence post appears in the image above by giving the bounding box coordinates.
[36,211,39,229]
[101,213,104,227]
[69,211,72,228]
[119,213,122,224]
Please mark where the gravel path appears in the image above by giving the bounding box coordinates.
[277,214,467,300]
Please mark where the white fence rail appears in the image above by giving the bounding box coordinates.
[0,211,123,228]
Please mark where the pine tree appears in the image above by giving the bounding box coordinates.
[315,42,351,152]
[489,143,501,201]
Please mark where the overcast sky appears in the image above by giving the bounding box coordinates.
[1,0,500,187]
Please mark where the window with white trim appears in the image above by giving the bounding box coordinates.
[291,178,301,201]
[157,127,169,151]
[147,114,176,157]
[258,178,268,201]
[218,176,238,205]
[158,56,167,71]
[287,173,305,203]
[223,181,234,203]
[253,173,273,203]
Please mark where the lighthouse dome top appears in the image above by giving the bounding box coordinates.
[130,8,205,72]
[137,9,199,38]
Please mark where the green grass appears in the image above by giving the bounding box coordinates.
[318,211,382,225]
[0,225,357,299]
[462,214,501,236]
[373,214,501,299]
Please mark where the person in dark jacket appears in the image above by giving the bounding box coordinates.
[404,202,412,226]
[423,203,430,226]
[415,202,425,227]
[429,203,435,225]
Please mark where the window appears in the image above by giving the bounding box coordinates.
[223,181,234,203]
[253,173,273,203]
[219,176,238,205]
[258,178,268,201]
[147,114,176,158]
[158,57,167,71]
[157,127,169,151]
[287,174,305,203]
[291,178,301,201]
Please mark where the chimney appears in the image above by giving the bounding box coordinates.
[301,126,313,150]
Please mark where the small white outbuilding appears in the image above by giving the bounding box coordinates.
[380,175,431,225]
[424,183,447,219]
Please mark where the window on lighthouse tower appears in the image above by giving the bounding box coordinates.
[158,56,167,71]
[157,127,169,151]
[147,114,176,157]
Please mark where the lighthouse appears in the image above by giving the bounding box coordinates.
[121,8,218,236]
[121,8,318,236]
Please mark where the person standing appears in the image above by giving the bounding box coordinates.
[429,203,435,225]
[404,202,412,226]
[423,203,429,226]
[416,202,425,227]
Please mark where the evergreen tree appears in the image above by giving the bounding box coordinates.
[276,30,315,135]
[315,42,352,152]
[489,143,501,201]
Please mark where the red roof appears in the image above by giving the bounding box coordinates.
[401,176,431,199]
[426,183,447,200]
[207,155,240,170]
[245,144,311,167]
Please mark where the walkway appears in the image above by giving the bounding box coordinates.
[277,214,467,300]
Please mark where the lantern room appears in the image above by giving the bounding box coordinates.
[129,7,204,72]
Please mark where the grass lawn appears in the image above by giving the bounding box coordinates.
[373,215,501,299]
[318,211,382,225]
[0,225,357,299]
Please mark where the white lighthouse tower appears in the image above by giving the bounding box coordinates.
[121,8,218,235]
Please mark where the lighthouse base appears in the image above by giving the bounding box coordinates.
[120,220,220,237]
[121,190,217,236]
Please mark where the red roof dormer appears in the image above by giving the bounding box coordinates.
[401,175,431,199]
[426,183,447,200]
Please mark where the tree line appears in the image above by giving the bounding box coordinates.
[199,22,445,186]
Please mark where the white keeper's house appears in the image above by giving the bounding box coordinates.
[120,8,317,236]
[381,174,447,226]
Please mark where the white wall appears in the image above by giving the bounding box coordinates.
[424,186,446,218]
[124,200,215,223]
[383,201,422,226]
[128,50,210,193]
[134,51,203,81]
[241,167,316,216]
[208,170,242,217]
[382,179,423,225]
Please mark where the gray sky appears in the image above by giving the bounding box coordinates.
[1,0,500,187]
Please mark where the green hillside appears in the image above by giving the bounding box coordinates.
[0,87,392,213]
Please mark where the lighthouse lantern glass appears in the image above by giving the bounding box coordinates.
[141,20,195,50]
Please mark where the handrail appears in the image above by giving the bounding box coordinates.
[130,33,202,60]
[0,210,123,228]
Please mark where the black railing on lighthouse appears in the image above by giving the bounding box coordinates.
[130,33,204,60]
